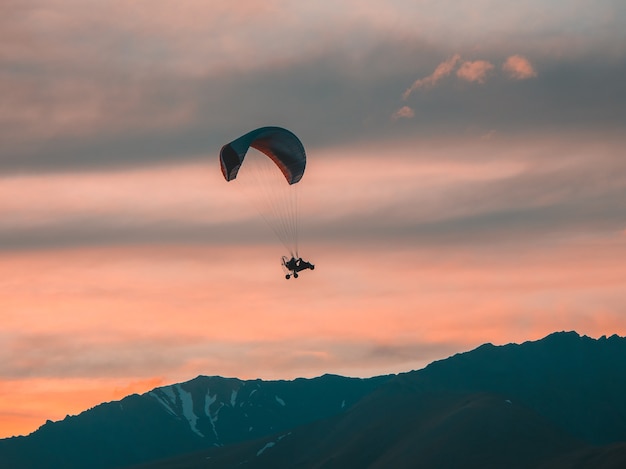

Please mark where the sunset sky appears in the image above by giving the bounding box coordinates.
[2,0,626,438]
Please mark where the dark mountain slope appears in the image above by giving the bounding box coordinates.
[537,442,626,469]
[129,388,583,469]
[263,388,583,469]
[407,331,626,444]
[129,331,626,469]
[0,374,390,469]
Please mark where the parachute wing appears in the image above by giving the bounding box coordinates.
[220,127,306,185]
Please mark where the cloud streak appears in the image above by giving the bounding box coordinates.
[402,54,461,99]
[1,134,625,251]
[403,54,536,99]
[1,31,623,177]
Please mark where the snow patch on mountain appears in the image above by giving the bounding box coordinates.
[176,385,203,437]
[205,391,217,415]
[204,389,221,441]
[161,386,176,404]
[230,389,238,407]
[275,396,286,406]
[256,441,275,456]
[149,388,176,416]
[256,432,290,457]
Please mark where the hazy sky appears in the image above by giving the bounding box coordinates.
[1,0,625,438]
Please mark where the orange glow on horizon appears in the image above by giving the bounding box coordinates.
[0,377,166,438]
[2,231,626,437]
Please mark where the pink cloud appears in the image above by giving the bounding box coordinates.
[456,60,494,83]
[502,54,537,79]
[403,54,461,99]
[391,105,415,120]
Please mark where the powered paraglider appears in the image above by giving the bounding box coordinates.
[220,127,314,278]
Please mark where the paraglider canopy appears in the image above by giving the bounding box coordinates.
[219,126,308,260]
[220,126,306,185]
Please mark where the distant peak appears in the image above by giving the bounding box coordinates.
[545,330,581,339]
[541,331,626,343]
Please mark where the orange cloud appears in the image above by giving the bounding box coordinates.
[402,55,506,96]
[456,60,495,83]
[391,105,415,120]
[503,54,537,79]
[403,54,461,99]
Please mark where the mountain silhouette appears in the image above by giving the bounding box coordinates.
[0,375,390,469]
[2,331,626,468]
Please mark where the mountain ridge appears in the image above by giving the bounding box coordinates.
[0,373,391,469]
[2,331,626,469]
